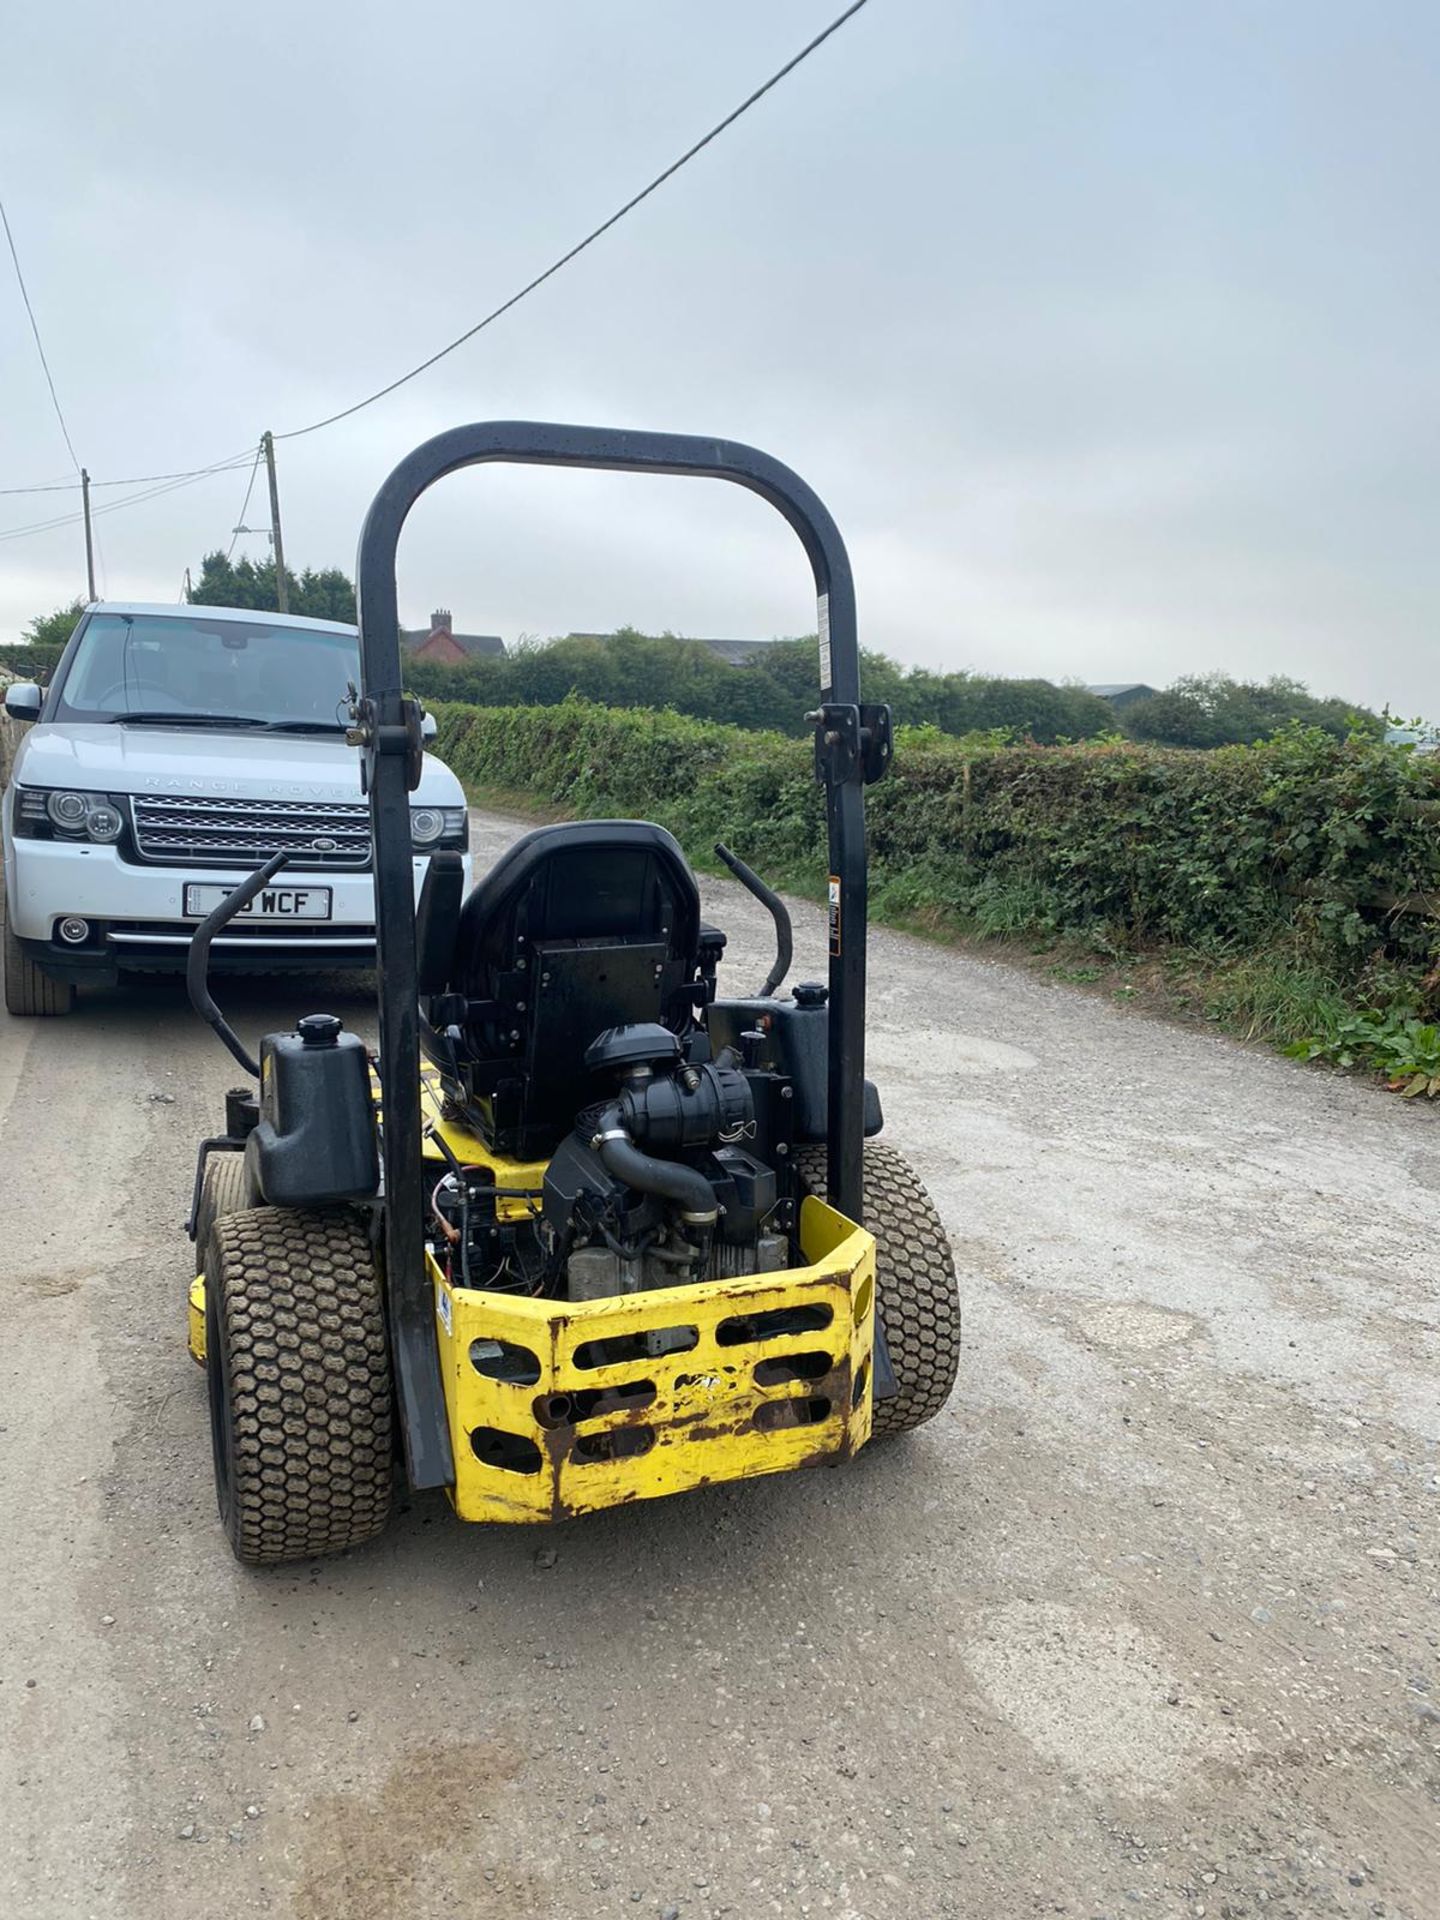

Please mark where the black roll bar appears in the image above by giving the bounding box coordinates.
[355,421,876,1491]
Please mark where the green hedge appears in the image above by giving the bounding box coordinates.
[0,642,62,677]
[432,699,1440,1024]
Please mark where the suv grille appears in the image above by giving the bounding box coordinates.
[130,794,371,870]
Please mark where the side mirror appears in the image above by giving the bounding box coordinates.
[420,710,438,742]
[4,683,43,723]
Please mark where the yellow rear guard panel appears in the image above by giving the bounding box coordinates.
[200,1072,880,1520]
[433,1195,876,1523]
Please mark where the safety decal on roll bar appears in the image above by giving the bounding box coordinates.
[817,593,832,695]
[828,875,842,956]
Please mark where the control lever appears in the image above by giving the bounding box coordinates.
[714,843,793,997]
[185,851,290,1077]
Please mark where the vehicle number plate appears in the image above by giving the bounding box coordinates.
[184,884,334,922]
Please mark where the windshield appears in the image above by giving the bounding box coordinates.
[48,612,360,728]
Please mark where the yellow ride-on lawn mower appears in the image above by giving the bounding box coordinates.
[184,422,961,1565]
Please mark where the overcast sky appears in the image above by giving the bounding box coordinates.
[3,2,1437,712]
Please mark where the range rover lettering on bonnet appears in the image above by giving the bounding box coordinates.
[132,775,344,798]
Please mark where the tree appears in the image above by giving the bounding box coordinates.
[1118,686,1222,748]
[399,628,1136,744]
[1123,673,1384,747]
[22,599,87,652]
[189,551,357,623]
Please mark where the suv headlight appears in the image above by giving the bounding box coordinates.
[16,787,126,845]
[410,804,468,851]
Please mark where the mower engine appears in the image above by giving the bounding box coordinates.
[542,1022,787,1300]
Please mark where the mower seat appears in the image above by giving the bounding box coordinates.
[420,820,711,1159]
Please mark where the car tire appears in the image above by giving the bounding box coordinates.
[3,904,74,1016]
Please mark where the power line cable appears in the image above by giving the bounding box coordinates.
[0,460,257,544]
[1,196,83,473]
[0,450,257,497]
[0,1,872,513]
[0,476,82,497]
[275,0,873,442]
[224,445,265,560]
[0,501,92,540]
[90,454,258,487]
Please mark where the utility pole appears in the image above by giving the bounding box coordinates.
[80,467,96,602]
[262,430,288,613]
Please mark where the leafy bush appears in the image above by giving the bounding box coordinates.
[432,701,1440,1049]
[22,600,87,654]
[0,640,65,677]
[418,641,1382,749]
[189,551,357,622]
[1286,1013,1440,1095]
[1121,672,1383,747]
[410,630,1123,744]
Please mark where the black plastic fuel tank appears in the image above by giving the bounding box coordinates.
[247,1013,380,1207]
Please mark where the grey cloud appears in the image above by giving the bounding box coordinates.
[2,0,1436,714]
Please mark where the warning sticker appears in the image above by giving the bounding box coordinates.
[817,593,832,694]
[435,1280,453,1336]
[828,875,842,956]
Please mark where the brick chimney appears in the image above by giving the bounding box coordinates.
[430,608,453,636]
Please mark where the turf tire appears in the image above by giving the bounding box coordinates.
[194,1151,253,1253]
[796,1140,960,1438]
[205,1206,392,1565]
[3,906,73,1016]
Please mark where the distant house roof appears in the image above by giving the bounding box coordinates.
[698,638,776,667]
[400,609,505,665]
[1087,683,1157,701]
[569,632,776,668]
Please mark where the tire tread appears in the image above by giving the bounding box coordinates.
[3,910,73,1016]
[195,1152,252,1252]
[796,1141,960,1437]
[207,1207,392,1564]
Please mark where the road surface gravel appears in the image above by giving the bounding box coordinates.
[1,805,1436,1919]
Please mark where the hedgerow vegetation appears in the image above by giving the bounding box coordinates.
[406,629,1120,742]
[431,698,1440,1061]
[407,629,1383,747]
[10,588,1383,751]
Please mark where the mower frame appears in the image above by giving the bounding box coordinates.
[353,423,889,1490]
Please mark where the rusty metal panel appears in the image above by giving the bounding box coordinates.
[432,1197,875,1524]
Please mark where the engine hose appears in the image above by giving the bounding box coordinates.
[592,1104,718,1225]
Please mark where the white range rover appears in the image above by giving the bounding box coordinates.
[2,601,470,1015]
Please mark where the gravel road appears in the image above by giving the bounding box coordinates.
[2,804,1437,1920]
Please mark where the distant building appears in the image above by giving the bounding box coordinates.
[1087,683,1158,712]
[696,638,777,668]
[569,632,776,668]
[400,609,505,667]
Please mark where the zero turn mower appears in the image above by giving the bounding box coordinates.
[184,422,961,1564]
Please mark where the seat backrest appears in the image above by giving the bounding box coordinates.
[437,821,703,1157]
